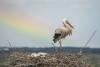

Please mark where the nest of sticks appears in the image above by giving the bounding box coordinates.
[8,52,93,67]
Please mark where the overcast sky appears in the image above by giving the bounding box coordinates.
[0,0,100,48]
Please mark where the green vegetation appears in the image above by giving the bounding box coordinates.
[0,58,7,67]
[0,53,9,67]
[88,54,100,67]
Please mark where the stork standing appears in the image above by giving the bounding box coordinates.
[53,19,74,53]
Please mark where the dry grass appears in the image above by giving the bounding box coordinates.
[8,52,93,67]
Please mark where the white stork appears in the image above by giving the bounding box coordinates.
[53,19,74,53]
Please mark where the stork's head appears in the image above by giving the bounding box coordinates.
[63,18,74,29]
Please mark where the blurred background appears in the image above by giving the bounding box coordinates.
[0,1,100,67]
[0,0,100,48]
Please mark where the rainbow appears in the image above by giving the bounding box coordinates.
[0,12,49,41]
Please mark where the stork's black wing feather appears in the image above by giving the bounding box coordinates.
[53,33,61,43]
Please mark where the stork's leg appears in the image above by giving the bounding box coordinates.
[51,42,57,53]
[59,40,62,54]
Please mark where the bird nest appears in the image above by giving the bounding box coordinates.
[8,52,93,67]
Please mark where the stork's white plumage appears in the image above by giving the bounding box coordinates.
[53,19,74,53]
[53,18,74,43]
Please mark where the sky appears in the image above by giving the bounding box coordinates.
[0,0,100,48]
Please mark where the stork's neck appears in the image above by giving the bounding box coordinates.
[63,22,70,28]
[63,22,74,29]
